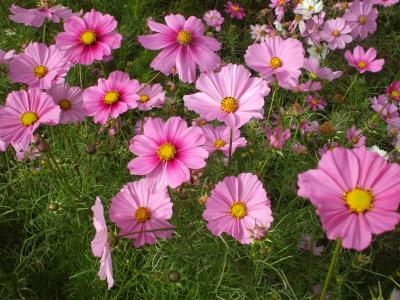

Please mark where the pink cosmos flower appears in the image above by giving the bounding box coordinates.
[292,142,307,154]
[250,24,272,43]
[183,64,269,129]
[109,178,174,248]
[319,142,340,156]
[302,11,326,45]
[203,173,273,244]
[203,10,224,32]
[56,9,122,65]
[387,81,400,102]
[128,117,209,188]
[15,144,41,162]
[83,71,139,124]
[9,4,79,27]
[322,18,353,50]
[0,89,60,150]
[280,80,322,93]
[269,0,289,22]
[0,49,15,65]
[137,83,165,111]
[370,94,398,121]
[91,197,114,289]
[201,124,247,157]
[306,95,327,111]
[298,147,400,251]
[9,43,70,89]
[138,14,221,83]
[224,2,246,19]
[374,0,399,6]
[245,36,305,87]
[343,0,378,40]
[47,83,86,124]
[303,57,343,81]
[346,125,366,148]
[344,46,384,74]
[265,127,291,149]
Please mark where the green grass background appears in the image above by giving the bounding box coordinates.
[0,0,400,299]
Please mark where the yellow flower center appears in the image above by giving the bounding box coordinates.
[214,139,226,148]
[232,4,240,12]
[20,112,39,126]
[135,207,151,223]
[269,56,282,69]
[310,72,318,80]
[177,30,192,46]
[332,30,341,37]
[229,201,247,219]
[33,65,48,78]
[220,96,238,113]
[59,99,71,111]
[343,187,374,214]
[103,90,120,105]
[357,61,366,69]
[295,14,303,21]
[311,99,319,105]
[279,0,285,5]
[358,15,367,25]
[391,90,400,97]
[157,143,176,161]
[307,5,314,11]
[198,119,207,126]
[80,30,97,46]
[139,95,150,103]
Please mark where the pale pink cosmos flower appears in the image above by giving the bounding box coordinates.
[292,142,307,154]
[201,124,247,157]
[250,24,272,42]
[9,4,80,27]
[83,71,140,124]
[269,0,289,22]
[203,173,273,244]
[0,89,60,150]
[224,2,246,19]
[183,64,269,129]
[109,178,174,248]
[9,43,70,89]
[280,80,322,93]
[303,57,343,81]
[387,81,400,102]
[0,49,15,65]
[47,83,86,124]
[91,197,114,289]
[265,127,291,150]
[322,18,353,50]
[15,144,41,162]
[137,83,165,111]
[374,0,399,6]
[203,10,224,32]
[370,94,398,121]
[302,11,326,45]
[346,125,366,148]
[128,117,209,189]
[138,14,221,83]
[343,0,378,40]
[306,95,327,111]
[245,36,305,87]
[56,9,122,65]
[298,147,400,251]
[344,46,384,74]
[289,15,307,34]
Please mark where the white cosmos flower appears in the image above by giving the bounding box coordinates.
[294,0,324,19]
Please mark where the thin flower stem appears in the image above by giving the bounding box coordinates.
[227,128,233,175]
[343,74,358,99]
[320,239,342,300]
[266,82,278,123]
[79,64,83,88]
[119,227,174,238]
[42,20,47,44]
[136,71,162,94]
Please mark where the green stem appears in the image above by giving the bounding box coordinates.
[320,239,342,300]
[343,75,358,99]
[79,64,83,88]
[42,20,47,44]
[227,128,233,175]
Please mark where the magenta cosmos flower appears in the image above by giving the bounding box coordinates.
[224,2,246,19]
[137,83,165,111]
[374,0,399,6]
[344,46,384,74]
[0,89,60,150]
[245,36,305,87]
[128,117,209,188]
[56,9,122,65]
[322,18,353,50]
[183,64,269,129]
[346,125,366,148]
[343,0,378,40]
[203,173,273,244]
[303,57,342,81]
[83,71,139,124]
[0,49,15,65]
[47,83,86,124]
[387,81,400,102]
[201,124,247,157]
[265,127,291,150]
[138,14,221,83]
[306,95,327,111]
[9,43,70,89]
[203,10,224,32]
[91,197,114,289]
[298,147,400,251]
[109,178,174,248]
[9,4,79,27]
